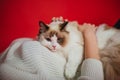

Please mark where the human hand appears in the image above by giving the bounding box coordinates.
[51,16,68,22]
[78,23,97,35]
[79,23,99,59]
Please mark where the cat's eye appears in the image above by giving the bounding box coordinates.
[46,38,51,41]
[57,38,63,43]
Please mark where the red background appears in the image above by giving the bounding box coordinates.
[0,0,120,53]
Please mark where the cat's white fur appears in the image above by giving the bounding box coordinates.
[96,24,118,49]
[39,22,63,52]
[39,21,84,79]
[61,22,84,79]
[39,21,120,80]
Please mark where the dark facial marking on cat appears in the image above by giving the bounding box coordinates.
[38,21,69,47]
[114,19,120,29]
[60,21,68,31]
[39,21,49,33]
[57,37,64,44]
[49,31,58,37]
[45,37,51,41]
[44,30,68,47]
[58,35,68,47]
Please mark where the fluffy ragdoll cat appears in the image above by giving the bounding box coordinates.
[37,20,84,79]
[96,24,120,80]
[37,19,120,80]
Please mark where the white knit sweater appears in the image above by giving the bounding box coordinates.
[0,38,104,80]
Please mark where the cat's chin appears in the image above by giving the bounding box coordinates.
[48,48,57,52]
[51,49,57,52]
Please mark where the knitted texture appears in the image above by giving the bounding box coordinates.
[0,38,104,80]
[0,38,66,80]
[78,59,104,80]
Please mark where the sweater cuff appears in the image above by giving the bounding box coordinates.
[80,58,104,80]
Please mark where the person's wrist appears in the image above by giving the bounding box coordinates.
[83,30,95,39]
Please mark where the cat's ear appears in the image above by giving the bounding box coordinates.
[114,19,120,29]
[60,21,68,31]
[39,21,49,33]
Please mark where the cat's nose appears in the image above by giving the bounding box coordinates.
[52,45,56,49]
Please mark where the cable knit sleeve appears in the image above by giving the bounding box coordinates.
[78,59,104,80]
[0,38,66,80]
[0,38,104,80]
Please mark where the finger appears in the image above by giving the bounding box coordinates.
[92,24,95,27]
[95,27,98,30]
[87,23,91,25]
[78,25,84,31]
[56,17,59,21]
[83,23,87,25]
[52,17,55,22]
[65,19,68,22]
[59,16,63,21]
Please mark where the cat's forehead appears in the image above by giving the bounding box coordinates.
[49,21,63,25]
[48,22,62,30]
[45,30,65,38]
[49,31,58,37]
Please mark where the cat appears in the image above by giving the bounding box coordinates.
[37,20,84,79]
[37,19,120,80]
[96,24,120,80]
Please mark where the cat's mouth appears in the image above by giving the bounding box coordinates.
[48,48,57,52]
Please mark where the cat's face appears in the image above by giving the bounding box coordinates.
[38,21,69,52]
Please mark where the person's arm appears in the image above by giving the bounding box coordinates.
[81,23,99,60]
[78,23,104,80]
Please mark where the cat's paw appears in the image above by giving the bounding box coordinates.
[65,66,76,79]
